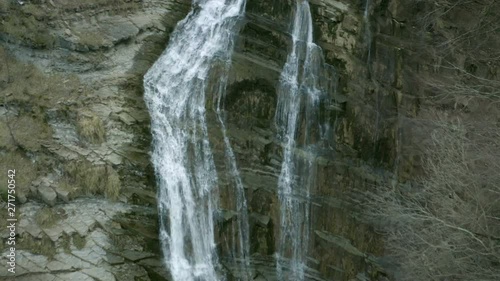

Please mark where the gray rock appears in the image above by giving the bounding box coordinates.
[81,267,116,281]
[117,112,136,125]
[47,260,73,271]
[19,219,42,238]
[72,247,103,266]
[101,19,140,44]
[15,273,58,281]
[38,186,57,206]
[43,226,64,242]
[53,253,93,269]
[54,186,70,203]
[16,252,49,273]
[120,250,155,262]
[57,272,95,281]
[105,253,125,265]
[105,153,122,166]
[17,191,27,204]
[250,213,270,227]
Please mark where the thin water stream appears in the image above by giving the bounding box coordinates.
[275,1,327,280]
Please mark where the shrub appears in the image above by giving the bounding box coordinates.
[363,114,500,281]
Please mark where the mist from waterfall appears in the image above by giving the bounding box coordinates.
[275,0,327,280]
[143,1,247,280]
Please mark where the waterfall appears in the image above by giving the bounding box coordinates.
[364,0,372,75]
[275,0,326,279]
[143,1,246,280]
[215,61,252,280]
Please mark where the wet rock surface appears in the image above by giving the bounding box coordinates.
[1,0,498,280]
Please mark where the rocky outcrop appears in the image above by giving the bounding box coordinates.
[1,1,191,280]
[0,199,164,281]
[1,0,498,280]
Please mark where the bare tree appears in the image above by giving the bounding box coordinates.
[363,112,500,281]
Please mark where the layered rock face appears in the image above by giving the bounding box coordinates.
[1,0,498,281]
[0,1,191,280]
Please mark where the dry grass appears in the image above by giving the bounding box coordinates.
[18,233,56,259]
[0,6,55,48]
[1,47,81,108]
[64,159,121,200]
[59,0,142,13]
[10,115,52,151]
[0,152,37,199]
[0,0,9,13]
[58,178,79,200]
[75,31,106,49]
[105,166,121,199]
[60,232,72,254]
[77,112,106,144]
[0,121,14,150]
[35,207,61,229]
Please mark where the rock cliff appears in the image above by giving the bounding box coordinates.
[1,0,498,280]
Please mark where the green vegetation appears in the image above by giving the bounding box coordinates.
[72,233,86,250]
[60,232,72,254]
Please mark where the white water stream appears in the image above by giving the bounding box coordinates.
[364,0,373,75]
[275,1,326,280]
[143,1,247,280]
[144,0,332,280]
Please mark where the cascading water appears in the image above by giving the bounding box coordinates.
[275,0,327,280]
[364,0,373,75]
[215,64,252,279]
[143,1,247,280]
